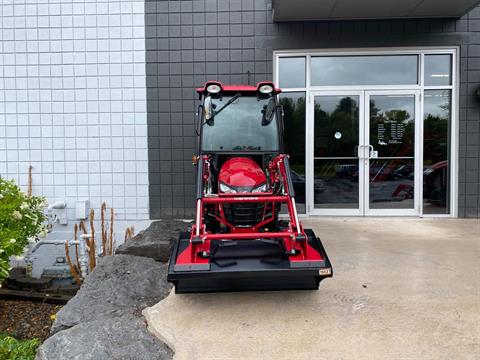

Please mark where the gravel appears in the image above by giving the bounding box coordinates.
[0,300,62,341]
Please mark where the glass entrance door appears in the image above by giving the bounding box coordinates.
[308,92,364,215]
[364,91,420,216]
[308,90,420,216]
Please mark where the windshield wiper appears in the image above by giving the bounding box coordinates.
[211,93,241,119]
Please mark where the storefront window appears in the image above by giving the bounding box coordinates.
[275,50,455,217]
[311,55,418,86]
[278,57,306,88]
[279,92,306,213]
[423,90,451,214]
[424,55,452,86]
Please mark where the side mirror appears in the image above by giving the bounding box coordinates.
[204,96,214,126]
[261,97,276,126]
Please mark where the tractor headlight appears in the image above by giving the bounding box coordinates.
[219,183,237,194]
[252,183,267,193]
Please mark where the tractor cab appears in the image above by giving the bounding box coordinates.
[199,82,281,154]
[197,82,285,229]
[167,82,333,293]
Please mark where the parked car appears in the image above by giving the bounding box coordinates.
[423,161,448,206]
[290,170,325,203]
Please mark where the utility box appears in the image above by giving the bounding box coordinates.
[75,200,89,220]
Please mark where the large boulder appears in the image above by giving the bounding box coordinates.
[116,220,190,262]
[51,254,172,335]
[36,315,173,360]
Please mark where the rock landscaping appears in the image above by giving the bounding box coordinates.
[35,220,188,360]
[37,315,172,360]
[116,219,189,262]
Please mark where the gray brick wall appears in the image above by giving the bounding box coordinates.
[146,0,480,218]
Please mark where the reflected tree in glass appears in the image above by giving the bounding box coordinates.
[314,96,359,158]
[423,90,451,214]
[369,97,415,158]
[313,96,360,209]
[279,93,306,212]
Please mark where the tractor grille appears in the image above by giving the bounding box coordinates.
[223,203,269,227]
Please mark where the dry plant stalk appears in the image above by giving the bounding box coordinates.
[65,240,82,287]
[79,220,87,234]
[124,226,134,243]
[88,209,96,271]
[108,207,115,255]
[74,223,81,273]
[27,165,33,197]
[101,202,107,256]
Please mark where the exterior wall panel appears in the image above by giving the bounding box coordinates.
[146,0,479,218]
[0,0,149,225]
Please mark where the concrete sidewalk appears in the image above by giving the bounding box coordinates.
[144,218,480,360]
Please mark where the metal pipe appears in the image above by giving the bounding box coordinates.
[202,196,289,204]
[291,197,301,234]
[195,199,202,236]
[203,231,292,240]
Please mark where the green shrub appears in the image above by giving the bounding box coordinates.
[0,178,47,281]
[0,334,40,360]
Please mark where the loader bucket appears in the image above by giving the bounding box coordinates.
[167,230,332,293]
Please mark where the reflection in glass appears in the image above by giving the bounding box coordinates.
[314,159,359,209]
[369,159,415,209]
[423,90,451,214]
[279,92,306,213]
[369,95,415,158]
[311,55,418,86]
[201,95,278,152]
[314,96,359,157]
[424,55,452,86]
[278,57,306,88]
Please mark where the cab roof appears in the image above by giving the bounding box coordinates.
[196,81,281,95]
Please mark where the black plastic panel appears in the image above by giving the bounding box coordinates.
[167,230,333,293]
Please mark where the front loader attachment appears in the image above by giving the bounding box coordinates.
[167,154,333,293]
[168,229,332,293]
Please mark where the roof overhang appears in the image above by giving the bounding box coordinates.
[272,0,480,22]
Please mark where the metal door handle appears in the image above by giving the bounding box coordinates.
[367,145,374,158]
[356,145,364,159]
[356,144,366,159]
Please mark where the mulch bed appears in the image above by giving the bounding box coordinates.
[0,299,62,341]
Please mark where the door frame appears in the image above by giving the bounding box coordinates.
[307,89,421,216]
[274,47,459,218]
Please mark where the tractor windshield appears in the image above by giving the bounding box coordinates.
[201,95,279,152]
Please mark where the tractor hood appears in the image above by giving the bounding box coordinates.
[218,157,267,193]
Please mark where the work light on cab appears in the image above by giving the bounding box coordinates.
[206,83,222,94]
[258,84,274,94]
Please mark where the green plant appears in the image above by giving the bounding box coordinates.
[0,334,40,360]
[0,178,47,281]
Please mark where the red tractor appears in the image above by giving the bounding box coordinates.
[167,81,332,293]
